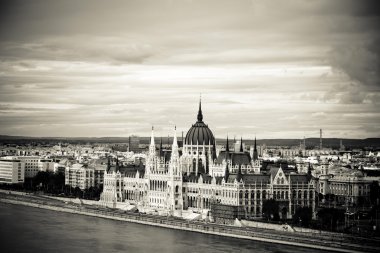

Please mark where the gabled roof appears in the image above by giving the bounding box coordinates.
[269,166,281,179]
[242,174,271,185]
[109,163,145,175]
[226,174,238,183]
[216,151,251,166]
[183,172,214,184]
[200,173,212,184]
[215,176,224,184]
[289,174,311,183]
[183,172,199,182]
[125,169,145,178]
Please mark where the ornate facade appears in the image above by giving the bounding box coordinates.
[100,100,316,219]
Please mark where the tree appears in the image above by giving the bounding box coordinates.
[262,199,280,221]
[74,187,83,198]
[293,207,312,227]
[32,171,66,194]
[317,208,345,231]
[34,171,50,190]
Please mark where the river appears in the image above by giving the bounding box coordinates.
[0,203,328,253]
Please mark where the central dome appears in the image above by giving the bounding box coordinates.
[184,100,215,146]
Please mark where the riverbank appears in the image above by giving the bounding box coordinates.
[1,193,379,253]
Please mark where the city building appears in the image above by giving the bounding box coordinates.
[65,164,95,190]
[0,159,25,184]
[18,156,40,178]
[316,164,372,205]
[88,158,107,188]
[38,159,55,172]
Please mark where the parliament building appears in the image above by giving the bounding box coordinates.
[100,100,316,222]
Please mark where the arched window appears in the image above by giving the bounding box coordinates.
[277,178,280,184]
[198,158,203,172]
[281,178,284,184]
[281,191,284,199]
[273,190,276,199]
[262,190,266,199]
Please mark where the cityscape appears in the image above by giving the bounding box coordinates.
[1,1,380,253]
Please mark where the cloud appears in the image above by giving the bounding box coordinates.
[329,41,380,88]
[0,0,379,138]
[0,36,156,64]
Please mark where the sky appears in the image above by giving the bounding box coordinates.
[0,0,379,139]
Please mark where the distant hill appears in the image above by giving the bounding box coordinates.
[0,135,379,149]
[242,138,380,149]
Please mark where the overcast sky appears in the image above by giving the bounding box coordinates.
[0,0,379,139]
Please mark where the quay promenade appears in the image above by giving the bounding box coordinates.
[1,192,379,253]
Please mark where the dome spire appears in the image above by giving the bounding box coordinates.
[226,135,229,152]
[197,94,203,122]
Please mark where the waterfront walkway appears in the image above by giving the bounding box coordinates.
[1,192,379,253]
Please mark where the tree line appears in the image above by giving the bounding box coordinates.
[0,171,103,200]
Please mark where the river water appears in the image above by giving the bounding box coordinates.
[0,203,327,253]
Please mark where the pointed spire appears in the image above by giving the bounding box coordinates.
[115,157,119,171]
[224,162,230,181]
[159,137,163,157]
[226,135,229,152]
[171,126,179,160]
[253,135,258,161]
[197,95,203,122]
[240,137,243,152]
[107,156,111,173]
[237,164,243,181]
[150,126,155,146]
[149,126,156,157]
[172,126,178,148]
